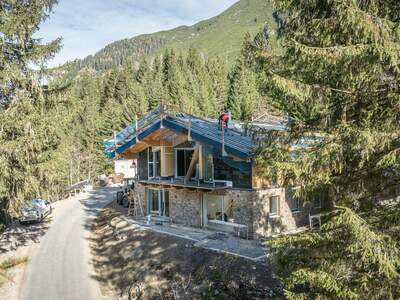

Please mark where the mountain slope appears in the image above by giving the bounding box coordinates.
[63,0,276,72]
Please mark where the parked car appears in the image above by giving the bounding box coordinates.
[19,199,52,224]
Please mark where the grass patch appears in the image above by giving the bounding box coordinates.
[0,256,29,286]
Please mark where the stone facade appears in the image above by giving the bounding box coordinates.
[136,183,147,214]
[252,188,310,238]
[169,189,202,227]
[225,189,254,237]
[135,183,311,239]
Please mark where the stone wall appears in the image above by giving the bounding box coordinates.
[225,189,254,237]
[252,188,310,238]
[136,183,147,214]
[169,189,202,227]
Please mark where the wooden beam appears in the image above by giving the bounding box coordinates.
[185,146,199,181]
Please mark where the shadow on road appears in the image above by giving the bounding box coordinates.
[79,188,119,232]
[0,218,52,254]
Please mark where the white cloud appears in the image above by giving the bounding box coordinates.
[36,0,238,67]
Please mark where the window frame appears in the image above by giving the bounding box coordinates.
[174,147,195,178]
[290,194,301,213]
[313,197,322,209]
[148,147,161,179]
[269,196,280,217]
[204,194,234,224]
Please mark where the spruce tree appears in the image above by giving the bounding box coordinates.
[255,1,400,298]
[0,0,64,221]
[162,49,185,109]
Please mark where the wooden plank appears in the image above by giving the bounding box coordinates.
[161,142,174,177]
[185,146,199,181]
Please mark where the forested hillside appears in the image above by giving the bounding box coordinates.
[0,0,270,226]
[59,0,277,72]
[1,1,399,298]
[1,26,266,224]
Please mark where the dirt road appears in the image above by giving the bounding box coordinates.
[19,187,117,300]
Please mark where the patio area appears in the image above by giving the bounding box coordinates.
[123,216,267,261]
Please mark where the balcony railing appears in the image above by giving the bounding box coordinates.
[138,177,231,191]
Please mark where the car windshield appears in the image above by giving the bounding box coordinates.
[31,199,44,206]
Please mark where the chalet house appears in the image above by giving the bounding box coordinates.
[104,106,324,239]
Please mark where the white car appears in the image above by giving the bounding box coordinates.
[19,199,52,224]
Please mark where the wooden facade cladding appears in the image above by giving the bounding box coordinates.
[161,142,174,177]
[252,165,272,189]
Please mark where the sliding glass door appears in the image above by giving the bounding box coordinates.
[147,189,169,217]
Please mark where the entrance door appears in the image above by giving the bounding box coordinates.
[148,189,170,217]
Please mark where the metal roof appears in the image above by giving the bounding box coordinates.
[103,106,287,160]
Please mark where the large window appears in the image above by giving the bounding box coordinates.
[148,148,161,178]
[213,157,252,189]
[175,148,194,177]
[204,194,234,223]
[204,147,214,182]
[269,196,280,217]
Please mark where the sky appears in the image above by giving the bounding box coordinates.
[36,0,238,67]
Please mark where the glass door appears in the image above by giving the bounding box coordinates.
[148,189,170,217]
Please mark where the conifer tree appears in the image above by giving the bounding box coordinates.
[0,0,63,220]
[207,57,229,117]
[255,1,400,298]
[162,49,185,109]
[100,70,118,109]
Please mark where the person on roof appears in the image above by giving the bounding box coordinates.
[219,106,231,130]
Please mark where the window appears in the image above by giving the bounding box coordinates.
[212,156,252,189]
[269,196,280,216]
[148,148,154,178]
[150,189,159,214]
[204,148,214,182]
[204,194,234,223]
[154,150,161,177]
[313,197,322,209]
[313,190,328,209]
[291,196,301,212]
[148,148,161,178]
[290,190,301,212]
[175,148,194,177]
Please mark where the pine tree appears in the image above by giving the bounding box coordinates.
[255,1,400,298]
